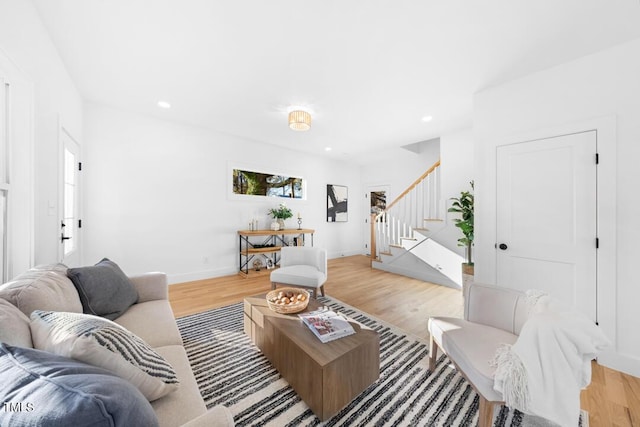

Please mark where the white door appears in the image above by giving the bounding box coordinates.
[364,186,389,255]
[496,131,597,321]
[59,129,81,266]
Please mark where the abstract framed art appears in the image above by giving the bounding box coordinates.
[327,184,348,222]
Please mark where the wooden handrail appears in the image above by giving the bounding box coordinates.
[370,159,441,263]
[386,159,440,211]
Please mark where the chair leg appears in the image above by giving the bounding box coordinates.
[478,396,494,427]
[271,282,276,290]
[429,336,438,372]
[320,285,325,297]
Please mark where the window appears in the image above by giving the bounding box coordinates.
[63,147,76,255]
[0,77,9,281]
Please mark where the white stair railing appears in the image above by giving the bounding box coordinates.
[371,160,441,260]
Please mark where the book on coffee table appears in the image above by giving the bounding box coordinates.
[298,308,356,343]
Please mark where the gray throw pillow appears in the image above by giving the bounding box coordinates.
[67,258,138,320]
[0,343,159,427]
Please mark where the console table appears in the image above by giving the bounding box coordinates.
[237,229,315,277]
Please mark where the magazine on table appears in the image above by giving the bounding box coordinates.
[298,307,356,343]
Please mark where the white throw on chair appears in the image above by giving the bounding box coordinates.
[428,283,609,427]
[270,246,327,298]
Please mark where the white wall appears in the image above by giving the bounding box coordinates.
[474,37,640,376]
[438,128,474,257]
[0,0,83,271]
[83,103,363,283]
[360,139,440,205]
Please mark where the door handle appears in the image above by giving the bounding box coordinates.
[61,233,71,243]
[498,243,508,250]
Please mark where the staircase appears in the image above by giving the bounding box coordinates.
[371,160,463,288]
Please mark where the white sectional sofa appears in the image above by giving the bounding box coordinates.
[0,263,234,427]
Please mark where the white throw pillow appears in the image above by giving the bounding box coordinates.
[0,299,33,348]
[0,265,82,316]
[30,310,179,401]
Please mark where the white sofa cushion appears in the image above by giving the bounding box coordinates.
[151,345,208,427]
[429,316,518,402]
[271,265,326,287]
[181,406,236,427]
[115,300,183,348]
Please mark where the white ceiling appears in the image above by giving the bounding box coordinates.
[33,0,640,163]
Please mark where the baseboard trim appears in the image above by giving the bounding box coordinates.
[327,250,364,259]
[168,250,362,285]
[598,350,640,378]
[168,267,237,285]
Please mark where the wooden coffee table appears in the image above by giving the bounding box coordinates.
[243,295,380,421]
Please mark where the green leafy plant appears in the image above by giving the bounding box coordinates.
[268,203,293,220]
[448,181,474,265]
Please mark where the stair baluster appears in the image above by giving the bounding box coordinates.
[371,160,441,263]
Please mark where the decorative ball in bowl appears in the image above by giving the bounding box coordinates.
[266,288,310,314]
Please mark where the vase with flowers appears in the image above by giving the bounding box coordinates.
[268,203,293,230]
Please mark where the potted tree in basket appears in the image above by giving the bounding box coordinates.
[448,181,474,296]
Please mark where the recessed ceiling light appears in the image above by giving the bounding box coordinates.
[325,147,332,151]
[421,115,433,123]
[157,101,171,109]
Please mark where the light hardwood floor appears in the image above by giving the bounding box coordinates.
[169,255,640,427]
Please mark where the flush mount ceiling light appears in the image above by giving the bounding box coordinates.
[288,110,311,131]
[157,101,171,109]
[421,115,433,123]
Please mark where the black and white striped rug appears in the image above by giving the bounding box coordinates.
[176,297,586,427]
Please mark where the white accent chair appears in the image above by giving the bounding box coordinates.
[270,246,327,298]
[428,283,528,427]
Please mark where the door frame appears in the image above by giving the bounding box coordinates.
[487,116,617,367]
[364,184,390,255]
[58,125,82,266]
[496,131,597,320]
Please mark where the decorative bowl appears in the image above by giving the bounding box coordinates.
[266,288,310,314]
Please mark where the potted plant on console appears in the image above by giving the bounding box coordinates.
[269,203,293,230]
[448,181,474,297]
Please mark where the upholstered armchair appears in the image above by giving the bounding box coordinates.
[428,283,527,426]
[428,283,607,427]
[270,247,327,298]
